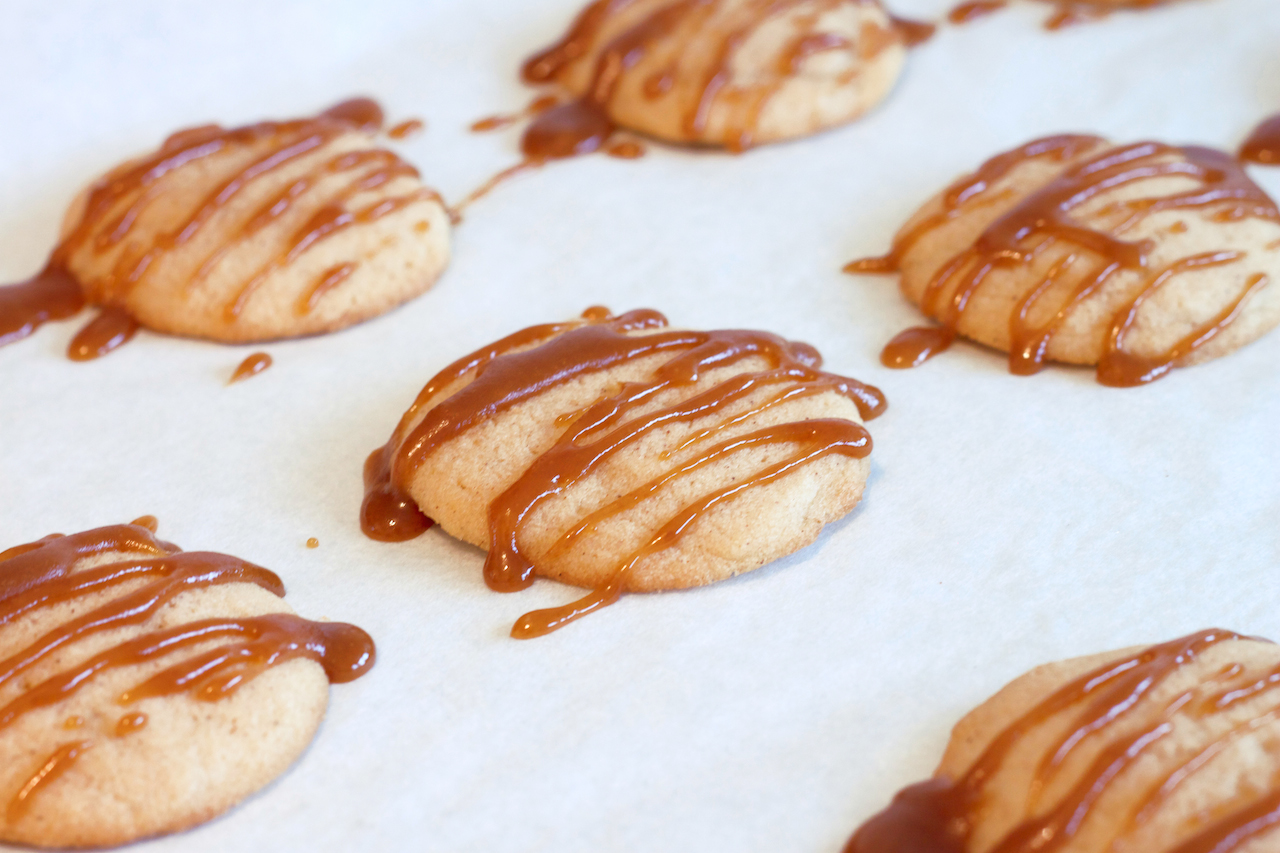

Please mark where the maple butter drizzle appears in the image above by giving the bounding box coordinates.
[0,522,375,819]
[845,135,1280,386]
[846,629,1280,853]
[363,307,885,638]
[0,97,438,361]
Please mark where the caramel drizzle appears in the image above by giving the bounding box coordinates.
[1240,112,1280,166]
[946,0,1187,30]
[0,522,375,818]
[846,629,1280,853]
[0,97,437,361]
[366,307,884,637]
[847,137,1280,386]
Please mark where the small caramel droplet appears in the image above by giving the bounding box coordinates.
[306,538,319,549]
[67,306,140,361]
[230,352,273,384]
[387,118,425,140]
[115,713,148,737]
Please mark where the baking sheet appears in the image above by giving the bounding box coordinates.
[2,1,1279,850]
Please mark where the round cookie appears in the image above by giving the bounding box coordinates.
[854,135,1280,385]
[57,98,450,345]
[366,308,886,636]
[523,0,907,152]
[847,630,1280,853]
[0,521,374,848]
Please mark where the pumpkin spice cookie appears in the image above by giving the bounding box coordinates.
[362,307,886,637]
[0,97,451,360]
[0,519,374,848]
[846,135,1280,386]
[847,629,1280,853]
[516,0,911,158]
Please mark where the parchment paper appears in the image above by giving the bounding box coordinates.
[2,1,1279,850]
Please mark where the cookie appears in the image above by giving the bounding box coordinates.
[847,629,1280,853]
[363,307,886,637]
[0,520,374,848]
[519,0,908,157]
[0,97,451,359]
[846,135,1280,386]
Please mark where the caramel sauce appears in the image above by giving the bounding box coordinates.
[306,537,319,549]
[947,0,1187,30]
[114,712,147,737]
[470,95,561,133]
[947,0,1007,22]
[0,522,375,816]
[230,351,273,383]
[605,139,648,159]
[359,446,434,542]
[846,136,1280,385]
[0,264,84,348]
[888,14,936,46]
[0,97,435,361]
[1240,113,1280,165]
[387,118,425,139]
[8,741,91,820]
[846,630,1280,853]
[365,308,885,637]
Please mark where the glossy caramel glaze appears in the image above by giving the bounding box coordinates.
[1240,113,1280,166]
[846,630,1280,853]
[387,118,425,140]
[230,352,273,383]
[0,97,441,361]
[364,307,885,637]
[846,136,1280,385]
[0,522,375,819]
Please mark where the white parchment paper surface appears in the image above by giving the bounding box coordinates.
[1,0,1279,850]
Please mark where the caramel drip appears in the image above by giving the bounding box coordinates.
[368,307,885,637]
[0,96,431,361]
[230,351,273,383]
[387,118,425,139]
[306,538,319,549]
[0,264,84,347]
[888,14,936,46]
[845,629,1280,853]
[8,742,91,821]
[470,95,561,133]
[1240,113,1280,166]
[0,522,375,814]
[66,306,140,361]
[947,0,1007,22]
[129,515,159,533]
[605,139,647,158]
[946,0,1185,30]
[846,137,1280,384]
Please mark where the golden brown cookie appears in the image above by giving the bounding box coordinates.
[846,629,1280,853]
[847,135,1280,386]
[362,307,886,637]
[0,520,374,848]
[0,97,451,360]
[519,0,909,157]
